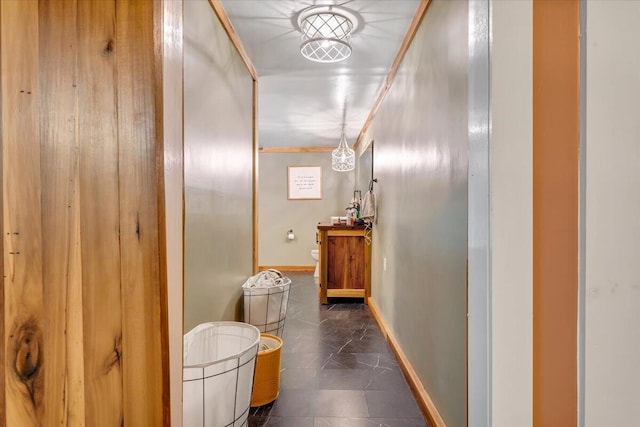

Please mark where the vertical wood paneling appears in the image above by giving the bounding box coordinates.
[116,1,165,424]
[1,1,169,424]
[38,1,86,425]
[1,1,45,425]
[77,0,124,424]
[533,1,580,426]
[116,0,163,426]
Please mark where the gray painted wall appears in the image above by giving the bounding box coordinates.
[367,1,468,426]
[258,152,354,267]
[184,0,254,332]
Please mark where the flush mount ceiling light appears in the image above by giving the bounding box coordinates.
[298,6,358,63]
[332,131,355,172]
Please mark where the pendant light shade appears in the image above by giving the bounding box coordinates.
[298,6,356,63]
[332,132,355,172]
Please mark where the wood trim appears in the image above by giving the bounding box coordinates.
[327,229,364,237]
[364,239,371,300]
[368,298,446,427]
[259,146,334,153]
[152,1,172,424]
[208,0,257,81]
[319,226,328,303]
[252,80,259,274]
[258,266,315,272]
[0,1,5,424]
[327,289,364,298]
[354,0,431,150]
[533,1,580,426]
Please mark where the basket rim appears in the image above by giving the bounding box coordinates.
[242,276,292,289]
[258,333,283,354]
[183,321,261,369]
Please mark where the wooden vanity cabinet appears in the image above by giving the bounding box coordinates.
[317,224,371,304]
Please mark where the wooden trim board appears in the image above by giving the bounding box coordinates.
[327,229,364,237]
[259,146,334,153]
[368,298,446,427]
[252,80,259,274]
[208,0,257,81]
[327,289,364,298]
[153,1,172,423]
[0,2,6,424]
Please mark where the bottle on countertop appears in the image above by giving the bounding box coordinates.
[346,206,356,226]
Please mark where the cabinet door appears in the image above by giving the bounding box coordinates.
[327,235,365,290]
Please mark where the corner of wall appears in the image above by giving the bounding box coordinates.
[489,0,533,425]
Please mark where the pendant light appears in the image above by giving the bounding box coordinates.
[332,130,355,172]
[298,6,357,63]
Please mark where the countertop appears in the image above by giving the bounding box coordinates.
[317,223,367,231]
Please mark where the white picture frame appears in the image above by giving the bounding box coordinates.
[287,166,322,200]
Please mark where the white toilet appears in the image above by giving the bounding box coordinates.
[311,249,320,278]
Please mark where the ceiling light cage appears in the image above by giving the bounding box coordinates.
[298,7,355,63]
[332,132,355,172]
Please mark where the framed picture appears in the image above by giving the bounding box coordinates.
[288,166,322,200]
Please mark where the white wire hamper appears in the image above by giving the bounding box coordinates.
[183,322,260,427]
[242,270,291,338]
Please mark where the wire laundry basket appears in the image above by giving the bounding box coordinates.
[242,269,291,337]
[183,322,260,427]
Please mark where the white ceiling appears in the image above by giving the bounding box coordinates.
[219,0,421,148]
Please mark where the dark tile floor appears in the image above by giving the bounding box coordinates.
[249,272,427,427]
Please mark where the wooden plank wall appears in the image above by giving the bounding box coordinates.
[0,0,169,425]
